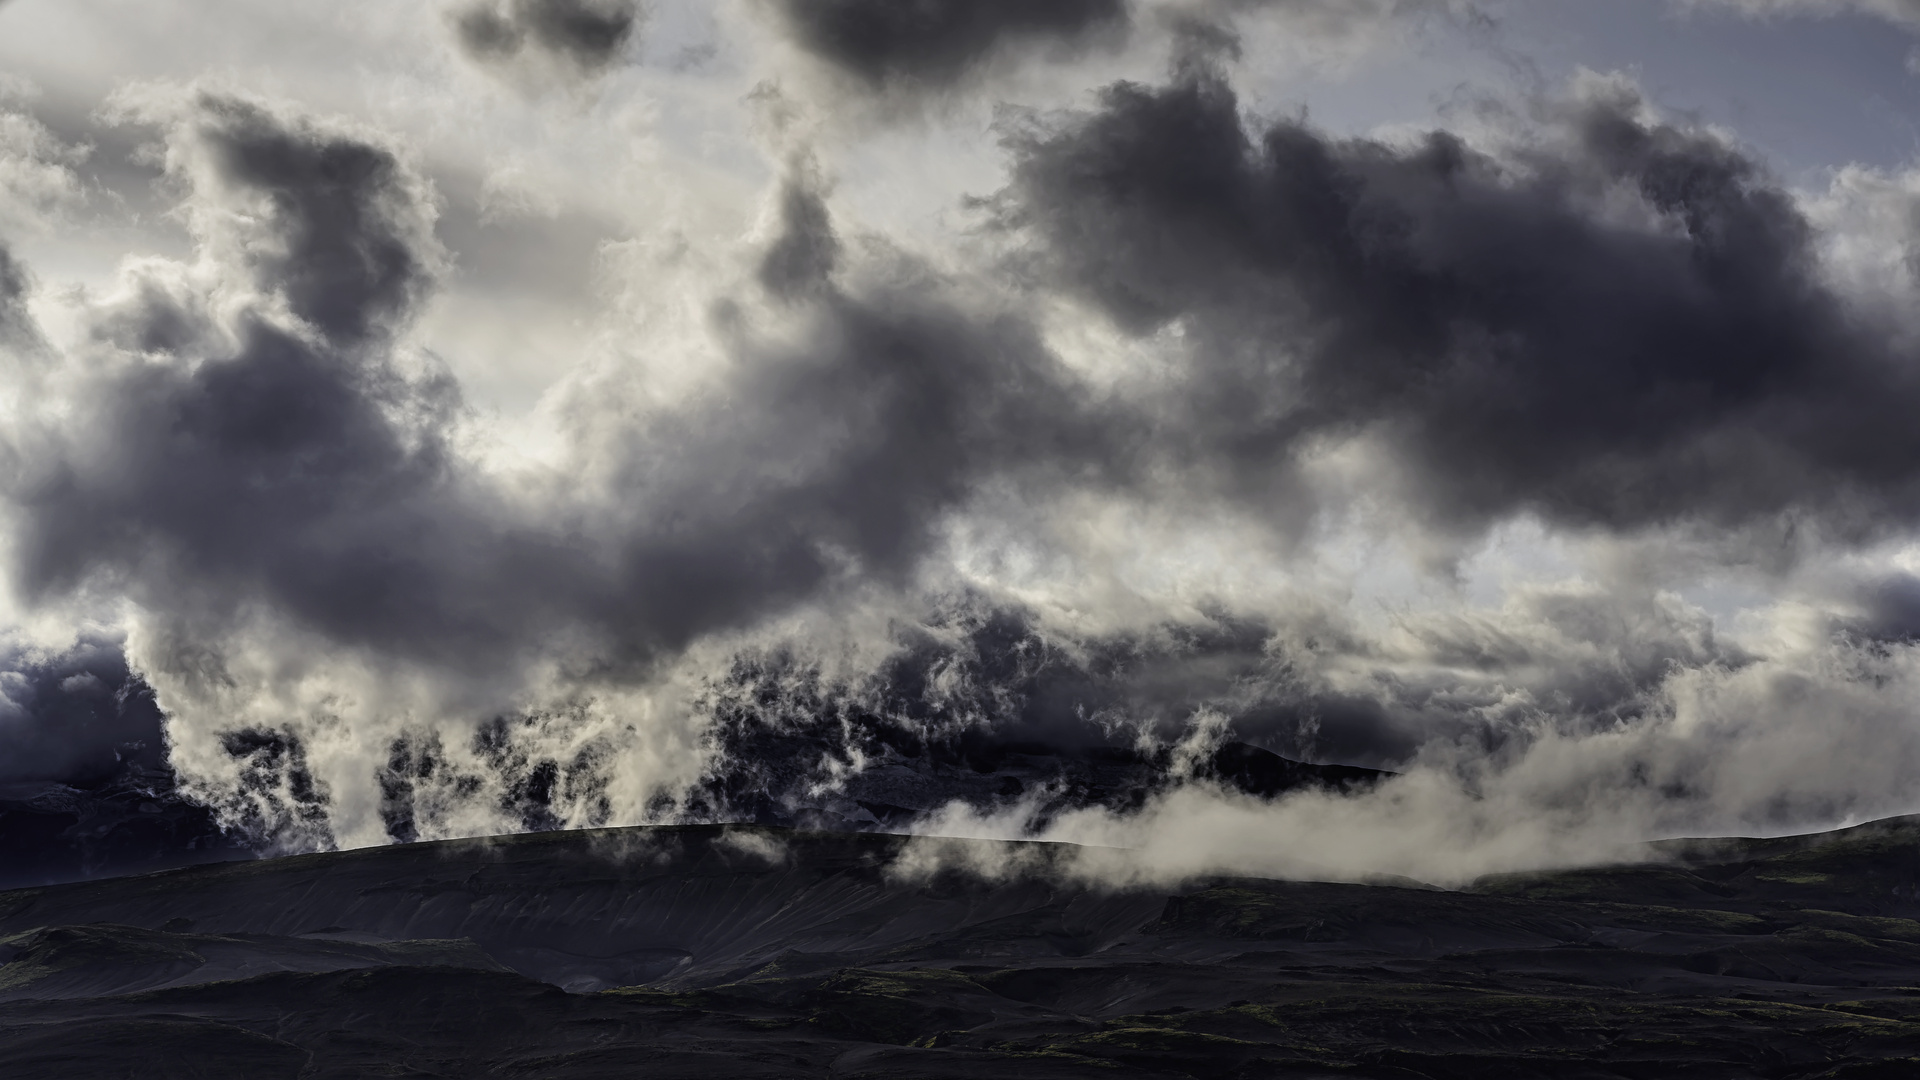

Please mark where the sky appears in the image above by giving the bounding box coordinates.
[4,0,1920,883]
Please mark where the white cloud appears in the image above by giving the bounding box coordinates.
[1680,0,1920,29]
[0,86,86,236]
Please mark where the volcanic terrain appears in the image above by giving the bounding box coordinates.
[7,816,1920,1077]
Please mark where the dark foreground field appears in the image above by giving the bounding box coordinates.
[7,820,1920,1078]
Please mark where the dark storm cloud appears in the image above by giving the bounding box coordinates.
[5,92,1110,684]
[0,92,1138,849]
[682,601,1303,828]
[1842,573,1920,643]
[17,53,1920,854]
[31,28,1854,710]
[0,637,164,786]
[17,308,462,651]
[577,271,1111,668]
[8,92,480,664]
[0,244,39,354]
[757,176,841,300]
[0,245,27,313]
[685,581,1738,828]
[192,97,437,345]
[451,0,642,74]
[756,0,1473,98]
[992,67,1920,540]
[758,0,1130,92]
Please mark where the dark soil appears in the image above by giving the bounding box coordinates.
[7,817,1920,1077]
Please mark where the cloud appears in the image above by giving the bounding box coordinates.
[750,0,1464,103]
[4,15,1920,884]
[1838,572,1920,642]
[893,615,1920,889]
[0,634,164,786]
[0,88,1117,847]
[677,576,1744,829]
[20,92,1087,683]
[0,90,518,842]
[0,245,39,355]
[755,0,1131,94]
[989,66,1920,549]
[450,0,643,77]
[1680,0,1920,29]
[156,93,443,345]
[0,89,87,236]
[11,89,460,656]
[756,166,842,300]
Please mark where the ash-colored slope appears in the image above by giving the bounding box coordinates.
[0,826,1168,991]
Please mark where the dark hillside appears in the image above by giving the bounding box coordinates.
[8,819,1920,1076]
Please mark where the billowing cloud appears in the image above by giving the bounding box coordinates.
[1682,0,1920,29]
[0,245,37,355]
[1839,572,1920,642]
[1,1,1918,887]
[756,0,1131,93]
[0,87,1119,848]
[0,96,85,235]
[1122,631,1920,886]
[0,635,163,786]
[751,0,1466,100]
[992,67,1920,545]
[451,0,643,76]
[14,66,1920,858]
[10,91,460,655]
[12,91,1094,676]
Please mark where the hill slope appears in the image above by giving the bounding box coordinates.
[6,819,1920,1077]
